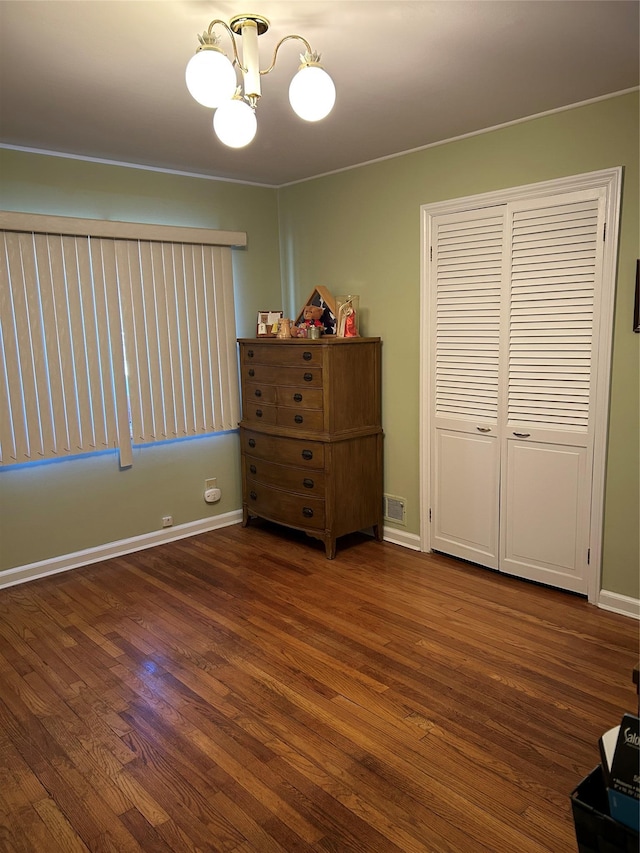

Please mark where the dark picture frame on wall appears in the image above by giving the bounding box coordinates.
[634,260,640,333]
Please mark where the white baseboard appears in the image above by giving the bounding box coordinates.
[597,589,640,620]
[383,527,422,551]
[0,511,243,590]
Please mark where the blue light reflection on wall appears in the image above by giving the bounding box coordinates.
[0,428,239,473]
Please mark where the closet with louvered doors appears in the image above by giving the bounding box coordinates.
[428,182,614,595]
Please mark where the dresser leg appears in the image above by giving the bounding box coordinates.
[373,522,383,542]
[325,537,336,559]
[242,506,249,527]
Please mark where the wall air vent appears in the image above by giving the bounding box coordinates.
[383,494,406,525]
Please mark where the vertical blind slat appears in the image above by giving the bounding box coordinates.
[56,237,88,453]
[33,234,63,456]
[204,246,221,430]
[96,238,132,466]
[142,241,163,440]
[157,242,173,437]
[79,236,107,450]
[46,236,74,452]
[197,245,216,430]
[0,234,23,462]
[183,244,204,433]
[175,244,195,436]
[89,237,121,450]
[120,240,151,441]
[163,242,184,437]
[18,233,48,458]
[219,245,241,430]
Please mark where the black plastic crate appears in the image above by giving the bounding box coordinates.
[571,766,639,853]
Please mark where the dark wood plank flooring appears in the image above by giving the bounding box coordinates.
[0,522,637,852]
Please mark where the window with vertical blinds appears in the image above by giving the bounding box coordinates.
[432,209,504,421]
[0,213,246,468]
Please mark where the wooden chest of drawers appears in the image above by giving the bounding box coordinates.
[238,337,383,558]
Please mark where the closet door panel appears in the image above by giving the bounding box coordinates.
[500,437,589,592]
[429,207,505,568]
[498,189,605,591]
[432,426,499,568]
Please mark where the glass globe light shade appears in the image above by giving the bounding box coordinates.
[185,49,237,108]
[213,99,257,148]
[289,65,336,121]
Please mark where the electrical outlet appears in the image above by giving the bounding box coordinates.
[162,516,173,528]
[205,478,217,490]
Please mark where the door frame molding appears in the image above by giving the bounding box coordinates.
[419,167,622,603]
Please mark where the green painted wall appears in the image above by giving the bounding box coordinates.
[277,92,639,599]
[0,150,281,571]
[1,92,638,600]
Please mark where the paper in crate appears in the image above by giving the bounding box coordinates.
[607,713,640,832]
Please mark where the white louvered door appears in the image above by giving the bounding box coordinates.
[499,189,606,591]
[428,186,608,593]
[429,207,506,568]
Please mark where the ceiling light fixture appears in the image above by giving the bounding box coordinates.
[186,13,336,148]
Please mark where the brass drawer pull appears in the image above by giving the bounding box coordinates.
[303,372,313,382]
[294,415,303,424]
[254,389,262,397]
[248,438,256,448]
[303,351,312,361]
[293,393,303,402]
[301,449,313,460]
[302,507,314,518]
[248,368,255,377]
[249,464,257,474]
[249,490,257,500]
[247,349,254,358]
[303,478,314,489]
[256,409,263,418]
[477,426,490,433]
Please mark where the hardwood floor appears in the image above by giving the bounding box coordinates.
[0,522,637,853]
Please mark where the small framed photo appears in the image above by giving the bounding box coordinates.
[257,310,282,337]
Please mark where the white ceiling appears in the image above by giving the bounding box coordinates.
[0,1,638,187]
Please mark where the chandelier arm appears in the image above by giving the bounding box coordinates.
[260,34,313,75]
[205,19,247,73]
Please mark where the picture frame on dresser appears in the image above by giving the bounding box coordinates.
[257,310,283,337]
[294,287,337,336]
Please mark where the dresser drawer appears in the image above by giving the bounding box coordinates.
[243,403,278,425]
[241,429,325,469]
[242,364,322,387]
[243,344,323,367]
[245,481,325,530]
[276,407,325,432]
[275,387,323,408]
[244,382,277,404]
[245,456,326,496]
